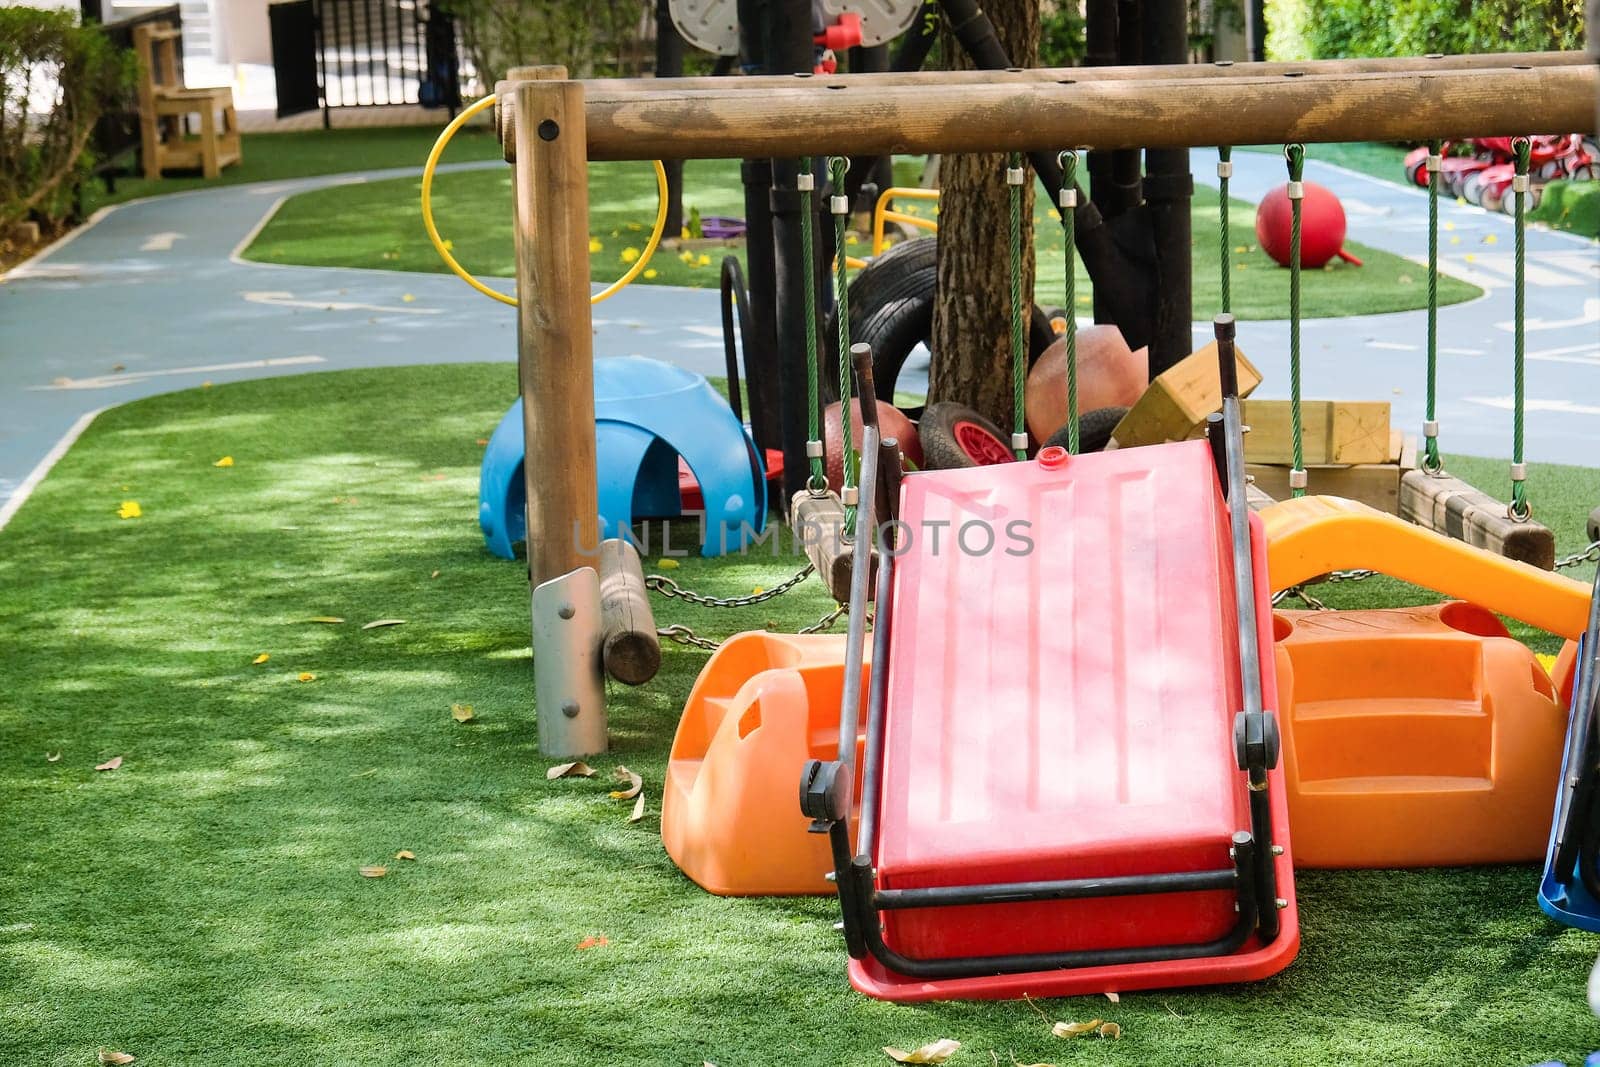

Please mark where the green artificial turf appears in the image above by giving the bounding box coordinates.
[84,124,505,212]
[242,157,1480,320]
[1240,142,1413,185]
[3,363,1599,1065]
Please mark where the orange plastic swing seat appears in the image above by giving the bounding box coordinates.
[1272,603,1567,867]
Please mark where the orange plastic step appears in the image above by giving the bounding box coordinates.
[1273,602,1567,867]
[661,631,863,895]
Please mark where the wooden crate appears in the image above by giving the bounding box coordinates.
[1109,341,1262,449]
[1240,400,1391,465]
[1247,432,1416,515]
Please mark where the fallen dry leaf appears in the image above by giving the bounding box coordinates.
[297,672,316,682]
[1104,991,1121,1003]
[252,653,270,665]
[451,703,475,723]
[98,1051,135,1065]
[359,865,388,879]
[430,570,440,579]
[629,792,646,823]
[656,558,680,570]
[213,456,234,468]
[610,765,643,800]
[395,850,416,861]
[45,751,61,762]
[305,616,344,624]
[576,935,609,950]
[362,619,405,630]
[884,1040,961,1064]
[95,756,123,772]
[547,761,595,779]
[1097,1023,1121,1040]
[1051,1021,1101,1039]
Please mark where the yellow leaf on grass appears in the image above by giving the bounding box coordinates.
[883,1039,960,1064]
[621,246,641,263]
[395,850,416,861]
[95,756,123,772]
[1051,1020,1101,1038]
[213,456,234,468]
[46,752,61,762]
[451,703,475,723]
[117,501,142,519]
[98,1051,136,1065]
[656,558,680,569]
[610,766,643,799]
[696,253,712,267]
[588,237,603,252]
[359,865,387,878]
[547,761,595,779]
[576,935,609,950]
[305,616,345,624]
[644,269,658,279]
[430,570,441,579]
[362,619,405,630]
[629,792,646,822]
[298,672,316,682]
[252,653,270,665]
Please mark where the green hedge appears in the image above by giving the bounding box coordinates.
[1533,179,1600,239]
[1270,0,1584,59]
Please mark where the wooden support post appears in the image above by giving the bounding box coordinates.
[498,65,568,163]
[1399,470,1557,570]
[513,79,600,586]
[598,539,660,686]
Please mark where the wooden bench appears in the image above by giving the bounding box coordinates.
[132,23,241,180]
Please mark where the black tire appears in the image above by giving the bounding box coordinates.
[821,237,1055,411]
[918,401,1016,471]
[1042,406,1127,454]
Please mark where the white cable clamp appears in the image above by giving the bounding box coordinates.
[1286,181,1305,200]
[1059,188,1077,209]
[1011,432,1029,451]
[796,173,815,192]
[1423,419,1439,438]
[1288,468,1308,490]
[1216,161,1233,179]
[841,485,858,506]
[1510,462,1527,482]
[1427,154,1442,171]
[1006,167,1025,186]
[830,194,849,215]
[1512,174,1531,194]
[806,439,824,459]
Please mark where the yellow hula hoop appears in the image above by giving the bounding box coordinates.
[421,93,669,308]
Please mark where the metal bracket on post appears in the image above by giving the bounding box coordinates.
[532,566,607,756]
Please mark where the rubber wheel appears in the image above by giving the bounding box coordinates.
[822,237,1056,413]
[1042,406,1127,454]
[919,401,1016,470]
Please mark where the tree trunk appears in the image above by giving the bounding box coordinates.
[927,0,1040,432]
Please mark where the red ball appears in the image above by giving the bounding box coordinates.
[822,400,922,492]
[1255,180,1352,269]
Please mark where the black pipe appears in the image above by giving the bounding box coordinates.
[1141,0,1194,375]
[654,0,686,241]
[892,0,941,72]
[763,0,818,501]
[846,44,894,213]
[735,0,781,457]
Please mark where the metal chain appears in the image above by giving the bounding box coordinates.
[1557,543,1600,570]
[1271,568,1377,610]
[645,563,815,609]
[657,597,869,652]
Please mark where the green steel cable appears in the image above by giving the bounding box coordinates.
[1286,143,1306,498]
[798,158,824,488]
[1007,152,1026,459]
[1060,150,1080,454]
[1423,139,1443,474]
[829,156,858,527]
[1511,137,1530,519]
[1218,145,1232,315]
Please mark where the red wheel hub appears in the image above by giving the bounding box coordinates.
[953,420,1015,466]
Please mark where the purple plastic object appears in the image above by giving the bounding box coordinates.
[700,216,746,239]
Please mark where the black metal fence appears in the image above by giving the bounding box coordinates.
[270,0,466,124]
